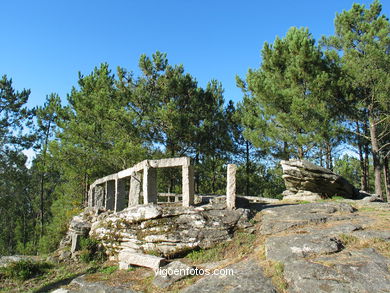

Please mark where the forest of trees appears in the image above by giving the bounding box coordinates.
[0,1,389,256]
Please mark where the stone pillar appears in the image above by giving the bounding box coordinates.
[105,180,116,210]
[88,188,94,207]
[95,185,105,208]
[115,178,127,212]
[182,165,194,207]
[226,164,237,210]
[71,233,81,253]
[143,166,158,204]
[129,173,141,206]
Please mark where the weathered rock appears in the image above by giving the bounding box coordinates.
[153,260,193,288]
[266,233,342,262]
[182,258,277,293]
[64,274,137,293]
[307,223,362,235]
[352,230,390,242]
[361,193,383,202]
[284,248,390,293]
[59,250,72,261]
[226,164,237,210]
[71,234,81,253]
[51,289,71,293]
[87,203,252,257]
[118,250,166,270]
[209,195,250,208]
[69,216,91,236]
[281,159,359,200]
[282,190,322,202]
[0,255,41,268]
[260,202,356,235]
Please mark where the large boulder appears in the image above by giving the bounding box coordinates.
[60,203,253,259]
[281,159,359,200]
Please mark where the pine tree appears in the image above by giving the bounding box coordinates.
[323,0,390,199]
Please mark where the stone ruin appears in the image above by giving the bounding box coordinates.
[61,158,247,263]
[87,156,237,211]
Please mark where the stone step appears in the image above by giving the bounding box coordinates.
[118,250,167,271]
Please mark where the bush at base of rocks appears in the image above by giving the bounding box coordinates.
[0,259,52,281]
[79,237,107,263]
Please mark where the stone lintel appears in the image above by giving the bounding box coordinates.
[118,251,166,271]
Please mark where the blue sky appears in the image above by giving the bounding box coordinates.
[1,0,388,108]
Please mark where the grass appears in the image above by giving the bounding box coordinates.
[98,265,118,274]
[263,261,288,292]
[0,259,52,281]
[255,243,288,293]
[0,261,91,293]
[338,233,390,258]
[185,231,256,264]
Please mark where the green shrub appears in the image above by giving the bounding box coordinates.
[99,265,118,274]
[0,259,52,280]
[79,237,107,263]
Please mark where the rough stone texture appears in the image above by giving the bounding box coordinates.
[118,250,166,270]
[281,159,359,200]
[69,215,93,236]
[352,230,390,242]
[265,223,366,262]
[71,234,81,253]
[284,249,390,293]
[152,260,193,288]
[129,173,141,206]
[260,202,356,235]
[0,255,41,268]
[282,190,322,202]
[226,164,237,210]
[265,233,343,262]
[95,185,105,208]
[85,203,252,257]
[182,258,277,293]
[59,274,137,293]
[182,165,195,207]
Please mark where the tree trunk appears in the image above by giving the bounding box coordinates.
[356,121,368,191]
[368,112,383,199]
[325,142,333,171]
[245,140,250,197]
[297,146,304,160]
[363,121,370,192]
[194,153,200,194]
[40,174,44,239]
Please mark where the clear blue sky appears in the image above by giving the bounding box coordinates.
[2,0,388,108]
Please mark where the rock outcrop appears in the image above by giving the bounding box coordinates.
[281,159,359,200]
[52,200,390,292]
[59,203,253,260]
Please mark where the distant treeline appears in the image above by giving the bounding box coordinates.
[0,1,388,256]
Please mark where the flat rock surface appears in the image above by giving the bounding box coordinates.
[52,201,390,293]
[181,258,277,293]
[284,249,390,293]
[265,233,342,262]
[52,275,137,293]
[153,260,193,288]
[260,202,356,235]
